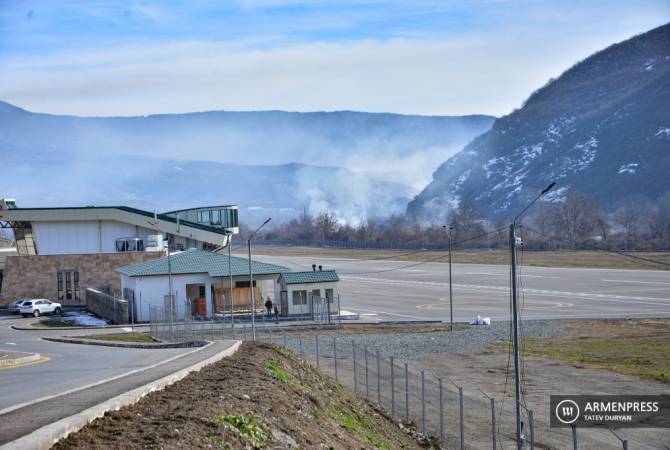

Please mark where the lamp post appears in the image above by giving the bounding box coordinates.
[228,231,234,334]
[510,181,555,450]
[248,218,271,341]
[442,225,454,331]
[148,212,174,341]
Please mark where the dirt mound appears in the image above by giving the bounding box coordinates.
[54,342,426,449]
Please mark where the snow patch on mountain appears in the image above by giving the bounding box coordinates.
[655,127,670,138]
[618,163,639,174]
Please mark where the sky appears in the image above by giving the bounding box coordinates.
[0,0,668,117]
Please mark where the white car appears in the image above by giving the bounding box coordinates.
[8,299,29,314]
[20,299,62,317]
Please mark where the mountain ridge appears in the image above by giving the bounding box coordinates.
[407,22,670,222]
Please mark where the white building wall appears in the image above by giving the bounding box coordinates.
[33,220,156,255]
[284,281,339,316]
[127,273,210,321]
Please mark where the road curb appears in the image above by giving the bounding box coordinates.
[1,340,242,450]
[42,336,207,349]
[11,323,149,331]
[0,352,41,368]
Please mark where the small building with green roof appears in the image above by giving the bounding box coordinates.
[115,248,290,321]
[278,267,340,316]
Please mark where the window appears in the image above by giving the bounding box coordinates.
[325,288,334,303]
[312,289,320,300]
[211,210,221,225]
[292,290,307,305]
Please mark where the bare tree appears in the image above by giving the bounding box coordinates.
[549,192,603,249]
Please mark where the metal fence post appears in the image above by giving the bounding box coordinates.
[283,331,287,348]
[421,370,426,436]
[315,335,320,368]
[459,386,464,450]
[491,397,496,450]
[529,409,535,450]
[243,324,247,341]
[299,334,303,356]
[364,345,369,399]
[623,440,628,450]
[376,349,381,405]
[439,378,444,446]
[269,327,273,344]
[390,356,395,417]
[333,336,338,382]
[404,363,409,422]
[352,341,358,394]
[571,424,578,450]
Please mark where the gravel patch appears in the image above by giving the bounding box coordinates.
[283,320,568,361]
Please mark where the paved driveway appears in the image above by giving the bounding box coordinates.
[0,314,191,411]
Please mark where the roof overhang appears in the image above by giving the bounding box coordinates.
[0,207,231,247]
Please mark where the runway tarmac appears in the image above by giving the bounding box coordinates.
[253,254,670,322]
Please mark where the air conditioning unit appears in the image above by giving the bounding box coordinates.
[146,234,165,252]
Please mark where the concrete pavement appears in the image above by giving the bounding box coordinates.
[0,315,191,411]
[0,337,237,445]
[253,254,670,322]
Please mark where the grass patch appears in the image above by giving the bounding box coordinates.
[265,357,298,387]
[493,335,670,385]
[31,320,80,328]
[329,404,388,449]
[212,413,268,447]
[77,333,156,343]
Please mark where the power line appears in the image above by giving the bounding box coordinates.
[522,225,670,268]
[336,227,509,275]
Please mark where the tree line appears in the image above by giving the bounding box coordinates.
[240,191,670,251]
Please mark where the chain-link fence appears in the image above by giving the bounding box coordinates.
[146,307,635,449]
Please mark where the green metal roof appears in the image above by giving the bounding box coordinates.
[12,206,232,236]
[115,249,289,278]
[281,270,340,285]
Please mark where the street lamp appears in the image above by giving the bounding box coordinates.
[148,212,174,341]
[510,181,555,450]
[248,217,271,341]
[442,225,454,331]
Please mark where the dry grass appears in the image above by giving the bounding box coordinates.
[253,245,670,270]
[493,319,670,385]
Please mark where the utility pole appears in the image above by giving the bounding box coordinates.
[448,226,454,331]
[228,232,234,333]
[248,218,271,341]
[510,222,523,450]
[510,181,556,450]
[443,225,454,331]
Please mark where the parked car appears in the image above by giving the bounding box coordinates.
[20,299,62,317]
[8,299,29,314]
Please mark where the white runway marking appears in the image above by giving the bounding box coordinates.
[601,279,670,285]
[341,276,670,304]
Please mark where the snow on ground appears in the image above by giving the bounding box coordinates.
[61,312,109,327]
[655,127,670,138]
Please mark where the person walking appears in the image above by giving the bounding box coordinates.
[265,297,273,318]
[273,304,279,324]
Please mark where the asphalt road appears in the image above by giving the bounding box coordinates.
[0,314,190,411]
[254,254,670,322]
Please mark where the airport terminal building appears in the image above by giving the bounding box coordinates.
[0,199,238,306]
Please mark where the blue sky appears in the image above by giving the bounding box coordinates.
[0,0,668,116]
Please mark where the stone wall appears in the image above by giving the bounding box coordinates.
[86,288,128,324]
[0,252,162,306]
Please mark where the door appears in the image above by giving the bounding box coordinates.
[57,269,80,304]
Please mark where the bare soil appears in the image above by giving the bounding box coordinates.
[253,246,670,270]
[54,342,428,449]
[417,319,670,449]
